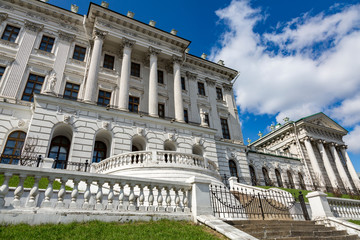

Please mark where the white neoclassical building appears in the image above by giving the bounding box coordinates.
[0,0,358,192]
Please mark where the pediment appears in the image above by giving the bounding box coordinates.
[303,113,347,134]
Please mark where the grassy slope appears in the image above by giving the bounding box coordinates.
[348,220,360,225]
[0,220,227,240]
[0,174,72,190]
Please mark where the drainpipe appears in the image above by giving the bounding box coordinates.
[292,122,314,187]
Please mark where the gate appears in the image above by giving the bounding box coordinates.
[209,185,310,220]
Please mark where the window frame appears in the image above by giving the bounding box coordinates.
[220,118,230,139]
[129,96,140,113]
[103,54,115,70]
[72,45,86,61]
[216,87,223,100]
[0,131,26,165]
[184,109,189,123]
[181,77,186,91]
[198,82,206,96]
[21,73,45,102]
[157,70,164,84]
[204,113,210,127]
[97,89,112,107]
[63,82,80,101]
[39,35,55,53]
[1,25,20,43]
[158,103,165,118]
[0,66,6,81]
[92,141,107,163]
[130,62,141,78]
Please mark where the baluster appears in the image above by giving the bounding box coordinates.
[147,185,155,212]
[138,184,146,211]
[106,182,114,210]
[95,180,104,210]
[118,182,125,211]
[26,175,41,208]
[0,173,12,208]
[156,186,165,212]
[128,184,136,211]
[12,174,26,208]
[165,187,173,212]
[69,179,80,209]
[174,188,182,212]
[41,176,54,208]
[82,180,92,209]
[183,188,190,213]
[56,177,67,208]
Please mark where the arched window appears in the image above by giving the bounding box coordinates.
[92,141,107,163]
[298,172,306,190]
[249,165,257,186]
[229,160,239,181]
[192,145,203,156]
[262,167,271,186]
[132,136,146,152]
[48,136,71,169]
[164,141,176,151]
[1,131,26,165]
[287,170,295,189]
[275,169,283,187]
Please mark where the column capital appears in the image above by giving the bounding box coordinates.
[222,83,233,92]
[0,13,8,23]
[148,46,161,56]
[172,55,183,64]
[93,29,107,40]
[58,30,76,43]
[24,20,43,33]
[205,77,216,87]
[122,38,136,48]
[186,71,197,80]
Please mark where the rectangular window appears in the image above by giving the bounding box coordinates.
[0,66,5,80]
[220,118,230,139]
[198,82,205,96]
[72,45,86,61]
[63,82,80,100]
[204,113,210,127]
[21,74,45,102]
[158,103,165,118]
[181,77,186,91]
[129,96,140,113]
[130,62,140,77]
[1,25,20,42]
[39,35,55,52]
[157,70,164,84]
[216,87,223,100]
[103,54,114,70]
[184,109,189,123]
[97,90,111,107]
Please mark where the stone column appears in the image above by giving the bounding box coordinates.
[173,55,184,122]
[84,29,107,103]
[330,143,353,190]
[303,137,325,188]
[206,78,221,131]
[317,140,338,189]
[1,21,43,99]
[340,146,360,189]
[148,47,161,117]
[118,38,135,111]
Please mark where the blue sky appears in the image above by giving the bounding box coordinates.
[49,0,360,171]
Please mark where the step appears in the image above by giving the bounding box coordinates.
[232,224,333,232]
[266,235,359,240]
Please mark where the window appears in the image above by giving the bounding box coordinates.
[275,169,283,187]
[0,66,5,80]
[298,172,306,190]
[287,171,295,189]
[157,70,164,84]
[1,25,20,42]
[216,87,223,100]
[184,109,189,123]
[103,54,114,70]
[198,82,205,96]
[22,74,44,102]
[262,167,271,186]
[229,160,239,180]
[220,118,230,139]
[158,103,165,118]
[72,45,86,61]
[131,62,140,77]
[48,136,71,169]
[63,82,80,100]
[39,35,55,52]
[97,90,111,107]
[129,96,139,113]
[204,113,210,127]
[0,131,26,165]
[92,141,107,163]
[181,77,186,90]
[249,165,257,186]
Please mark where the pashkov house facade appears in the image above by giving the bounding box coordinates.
[0,0,359,193]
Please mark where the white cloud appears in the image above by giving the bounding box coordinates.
[329,94,360,127]
[211,0,360,122]
[344,125,360,153]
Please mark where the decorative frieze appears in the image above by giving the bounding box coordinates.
[122,38,136,48]
[58,30,76,43]
[93,29,107,40]
[24,20,43,33]
[205,78,216,87]
[172,55,182,64]
[185,71,197,80]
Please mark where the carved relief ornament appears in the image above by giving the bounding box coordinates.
[0,13,7,23]
[58,30,76,43]
[122,38,136,48]
[205,78,216,87]
[148,46,161,56]
[93,29,107,40]
[24,20,43,33]
[222,83,233,92]
[172,55,182,64]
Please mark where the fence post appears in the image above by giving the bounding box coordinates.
[186,176,212,222]
[85,160,89,172]
[306,191,333,219]
[36,155,42,167]
[228,176,238,189]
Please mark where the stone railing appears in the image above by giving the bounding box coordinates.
[328,197,360,219]
[93,150,218,174]
[0,164,191,214]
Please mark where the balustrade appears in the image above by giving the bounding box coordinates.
[0,164,191,215]
[328,197,360,219]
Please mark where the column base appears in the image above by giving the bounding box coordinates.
[149,113,159,118]
[176,119,185,123]
[119,107,129,112]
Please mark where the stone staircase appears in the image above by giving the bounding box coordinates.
[225,220,360,240]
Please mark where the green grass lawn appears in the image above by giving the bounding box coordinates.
[348,220,360,225]
[0,174,72,190]
[0,220,226,240]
